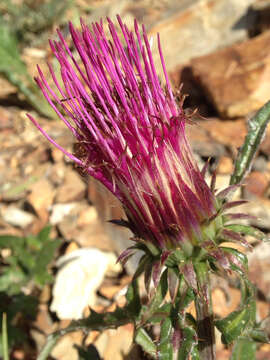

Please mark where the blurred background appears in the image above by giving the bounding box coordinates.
[1,0,270,359]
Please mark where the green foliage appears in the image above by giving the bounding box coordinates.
[0,227,60,357]
[0,21,54,118]
[1,0,72,45]
[176,326,197,360]
[224,224,266,241]
[158,318,173,360]
[134,328,156,358]
[0,293,38,356]
[231,339,257,360]
[0,226,60,294]
[220,247,248,274]
[0,0,72,118]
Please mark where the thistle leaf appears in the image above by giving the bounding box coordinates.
[125,278,141,318]
[177,326,198,359]
[134,328,156,358]
[158,318,173,360]
[142,269,168,323]
[215,306,252,345]
[231,338,256,360]
[230,100,270,185]
[225,224,266,241]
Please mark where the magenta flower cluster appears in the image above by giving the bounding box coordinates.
[28,16,217,253]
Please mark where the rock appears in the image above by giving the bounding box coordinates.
[33,304,53,336]
[57,219,77,241]
[94,324,134,360]
[186,122,226,157]
[75,226,114,251]
[49,203,78,225]
[148,0,254,75]
[51,332,82,360]
[0,106,13,130]
[99,284,123,300]
[244,171,269,198]
[0,177,34,202]
[259,121,270,157]
[191,30,270,117]
[200,118,247,149]
[248,241,270,300]
[216,156,234,175]
[212,287,241,318]
[86,0,254,81]
[0,206,34,228]
[236,198,270,230]
[50,248,121,319]
[51,147,65,163]
[65,241,80,254]
[48,163,66,185]
[257,300,269,321]
[0,77,16,98]
[77,206,98,227]
[39,284,51,304]
[0,223,22,237]
[55,169,86,203]
[252,155,268,172]
[56,203,114,250]
[27,179,55,222]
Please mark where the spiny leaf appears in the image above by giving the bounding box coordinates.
[231,338,256,360]
[250,328,270,343]
[158,318,173,360]
[230,100,270,185]
[225,224,267,241]
[134,328,156,358]
[125,278,141,318]
[221,247,248,273]
[142,269,168,324]
[215,306,252,345]
[177,326,198,360]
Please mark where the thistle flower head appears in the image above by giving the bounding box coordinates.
[28,17,252,278]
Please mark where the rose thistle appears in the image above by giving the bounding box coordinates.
[28,16,252,287]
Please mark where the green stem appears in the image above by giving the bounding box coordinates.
[37,310,130,360]
[2,313,9,360]
[37,333,61,360]
[230,100,270,185]
[194,262,216,360]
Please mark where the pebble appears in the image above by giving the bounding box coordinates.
[1,206,34,228]
[49,203,78,225]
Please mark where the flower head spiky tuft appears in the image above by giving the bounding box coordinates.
[28,17,255,286]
